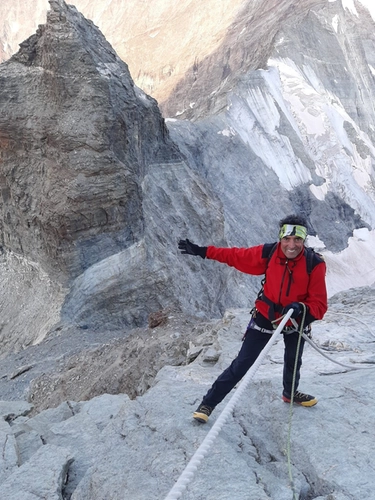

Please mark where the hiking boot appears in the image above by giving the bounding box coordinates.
[193,403,214,423]
[282,390,318,407]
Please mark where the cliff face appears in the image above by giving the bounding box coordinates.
[0,0,177,280]
[0,0,375,340]
[0,0,232,338]
[167,0,375,250]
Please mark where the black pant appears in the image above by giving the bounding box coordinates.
[201,326,305,408]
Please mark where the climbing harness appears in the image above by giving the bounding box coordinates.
[247,317,310,336]
[164,309,294,500]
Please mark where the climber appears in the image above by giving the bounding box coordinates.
[178,215,328,423]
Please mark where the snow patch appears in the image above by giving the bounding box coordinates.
[323,228,375,297]
[270,58,327,137]
[309,182,328,201]
[353,227,370,241]
[332,14,339,33]
[306,234,326,250]
[341,0,359,17]
[218,128,236,137]
[357,0,375,21]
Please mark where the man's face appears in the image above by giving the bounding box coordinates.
[280,236,304,259]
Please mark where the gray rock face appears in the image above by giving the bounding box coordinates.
[167,0,375,251]
[0,0,178,280]
[0,0,231,335]
[0,444,73,500]
[0,1,170,278]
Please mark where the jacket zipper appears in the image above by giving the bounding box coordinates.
[278,260,293,302]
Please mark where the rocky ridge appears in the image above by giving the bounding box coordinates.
[0,0,326,116]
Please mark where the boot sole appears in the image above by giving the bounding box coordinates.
[193,412,209,423]
[282,395,318,407]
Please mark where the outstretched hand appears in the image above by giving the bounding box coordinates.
[178,239,207,259]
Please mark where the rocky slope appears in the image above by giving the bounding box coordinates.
[0,285,374,499]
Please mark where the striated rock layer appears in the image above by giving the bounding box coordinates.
[0,0,177,279]
[0,0,233,341]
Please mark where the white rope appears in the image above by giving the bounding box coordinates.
[287,318,375,370]
[164,309,294,500]
[302,333,375,370]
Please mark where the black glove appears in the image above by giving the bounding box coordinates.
[283,302,303,319]
[178,239,207,259]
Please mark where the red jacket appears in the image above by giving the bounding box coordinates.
[206,243,327,324]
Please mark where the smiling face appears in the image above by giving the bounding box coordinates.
[280,235,305,259]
